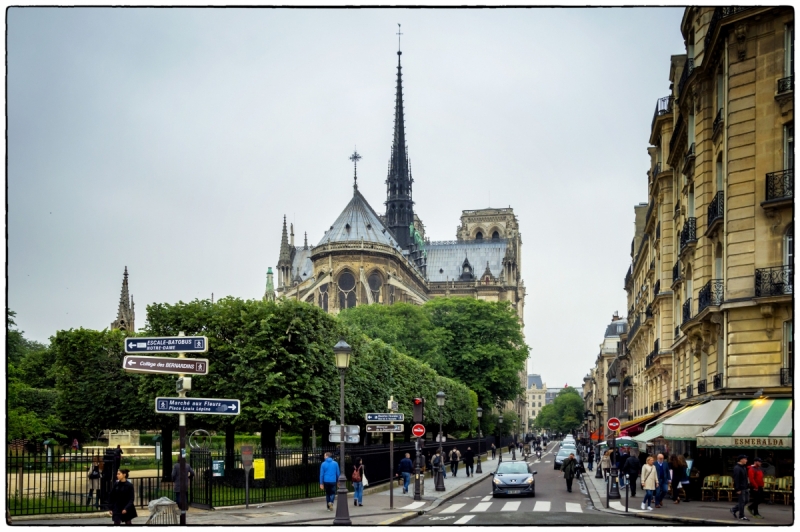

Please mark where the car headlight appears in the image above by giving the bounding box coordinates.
[493,477,501,485]
[525,477,534,484]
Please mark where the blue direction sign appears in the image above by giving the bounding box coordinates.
[365,413,404,422]
[125,336,208,354]
[155,397,240,415]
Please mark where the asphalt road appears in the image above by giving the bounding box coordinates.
[402,441,636,526]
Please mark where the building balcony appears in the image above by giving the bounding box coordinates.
[682,298,692,324]
[679,218,697,254]
[698,279,724,313]
[629,315,642,341]
[672,261,682,288]
[654,279,660,296]
[755,265,793,298]
[674,325,681,342]
[780,368,792,386]
[777,76,794,95]
[686,384,693,399]
[674,390,680,402]
[712,108,724,139]
[645,304,653,322]
[707,191,724,235]
[763,169,793,209]
[697,379,707,394]
[677,58,694,99]
[713,373,723,390]
[651,95,673,132]
[682,142,696,175]
[625,265,632,289]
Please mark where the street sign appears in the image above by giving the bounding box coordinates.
[366,424,404,433]
[329,433,360,443]
[366,413,404,422]
[125,336,209,354]
[241,445,254,470]
[330,425,360,434]
[607,418,621,431]
[155,397,240,415]
[412,424,426,438]
[123,356,209,375]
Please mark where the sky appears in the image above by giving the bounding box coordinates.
[7,6,687,388]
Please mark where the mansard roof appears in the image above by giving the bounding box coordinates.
[426,239,507,282]
[317,187,400,248]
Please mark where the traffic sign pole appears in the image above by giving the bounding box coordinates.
[177,332,187,526]
[389,396,395,510]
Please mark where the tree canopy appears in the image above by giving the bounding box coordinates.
[532,387,585,433]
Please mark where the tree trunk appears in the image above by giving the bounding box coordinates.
[301,426,311,465]
[225,424,236,474]
[261,422,278,483]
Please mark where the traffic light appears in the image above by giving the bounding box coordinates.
[412,398,425,423]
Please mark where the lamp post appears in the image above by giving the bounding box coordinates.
[595,399,604,479]
[332,339,352,526]
[476,407,483,474]
[435,391,446,491]
[497,414,504,463]
[511,420,517,460]
[607,378,621,499]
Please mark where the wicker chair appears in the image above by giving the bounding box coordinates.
[763,476,776,502]
[716,475,734,502]
[701,475,719,501]
[773,477,792,505]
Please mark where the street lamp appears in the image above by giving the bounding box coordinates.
[435,391,446,491]
[497,414,504,463]
[595,399,604,479]
[607,378,621,499]
[511,420,517,460]
[332,339,352,525]
[476,407,483,474]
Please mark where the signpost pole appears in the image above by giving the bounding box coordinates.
[389,397,395,510]
[177,332,187,526]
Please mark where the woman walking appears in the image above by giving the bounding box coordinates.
[109,469,137,525]
[640,456,658,511]
[351,457,365,507]
[600,450,612,479]
[86,456,102,508]
[669,455,687,503]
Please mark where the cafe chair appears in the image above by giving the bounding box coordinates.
[701,475,719,501]
[773,477,792,505]
[763,475,776,502]
[716,475,734,502]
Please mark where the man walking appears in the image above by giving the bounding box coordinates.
[562,453,577,493]
[491,443,496,460]
[449,447,461,477]
[622,451,641,497]
[731,455,750,521]
[653,454,670,508]
[319,452,340,511]
[397,453,414,494]
[463,447,475,477]
[587,449,595,471]
[747,457,765,519]
[171,462,195,515]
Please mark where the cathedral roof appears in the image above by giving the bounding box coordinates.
[290,247,314,281]
[426,240,507,282]
[317,187,400,248]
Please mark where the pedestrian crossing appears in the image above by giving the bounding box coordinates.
[435,499,585,515]
[399,501,426,510]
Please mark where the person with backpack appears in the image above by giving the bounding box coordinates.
[432,449,444,480]
[86,456,102,507]
[351,457,365,507]
[561,453,577,493]
[448,447,461,477]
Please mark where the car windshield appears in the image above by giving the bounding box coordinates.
[497,463,530,474]
[557,451,572,459]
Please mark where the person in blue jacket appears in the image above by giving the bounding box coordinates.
[397,453,414,494]
[653,453,671,508]
[319,452,341,511]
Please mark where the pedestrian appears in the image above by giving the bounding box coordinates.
[397,453,414,494]
[562,453,577,493]
[730,455,750,521]
[640,456,658,511]
[669,454,687,503]
[449,447,461,477]
[113,445,124,473]
[109,468,137,525]
[587,449,595,471]
[747,457,764,519]
[319,451,340,511]
[491,443,496,460]
[622,450,641,497]
[463,446,475,477]
[86,456,102,508]
[171,461,195,513]
[432,449,445,479]
[351,457,365,507]
[600,450,612,479]
[653,453,670,508]
[72,438,80,451]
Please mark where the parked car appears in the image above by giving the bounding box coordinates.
[492,460,537,497]
[554,449,572,470]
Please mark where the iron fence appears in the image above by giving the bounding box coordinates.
[777,76,794,94]
[680,217,697,252]
[765,169,793,202]
[713,373,724,390]
[755,265,793,297]
[683,298,693,323]
[698,279,724,312]
[708,191,724,226]
[697,379,707,394]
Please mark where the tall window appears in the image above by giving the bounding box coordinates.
[368,272,383,303]
[715,243,723,279]
[318,283,329,312]
[337,270,357,309]
[786,24,794,78]
[688,185,695,217]
[783,321,793,369]
[716,70,724,112]
[716,157,724,192]
[785,225,794,266]
[784,122,794,170]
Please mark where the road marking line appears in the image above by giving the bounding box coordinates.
[545,460,551,463]
[565,502,583,513]
[501,501,520,512]
[610,501,645,513]
[481,496,492,502]
[533,501,551,512]
[378,512,417,525]
[472,502,492,512]
[454,515,475,524]
[400,501,426,510]
[440,503,465,513]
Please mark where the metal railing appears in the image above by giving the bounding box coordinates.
[780,368,793,386]
[755,265,793,297]
[654,279,660,296]
[712,108,724,137]
[683,298,693,323]
[686,384,693,398]
[680,218,697,252]
[765,169,793,202]
[674,390,681,402]
[708,191,724,226]
[645,305,653,320]
[673,262,682,284]
[698,279,724,312]
[629,315,642,341]
[656,222,661,241]
[713,373,724,390]
[651,95,673,131]
[697,379,707,394]
[777,76,794,94]
[683,142,696,171]
[678,58,695,98]
[674,325,681,341]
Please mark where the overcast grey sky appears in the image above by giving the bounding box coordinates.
[7,7,686,387]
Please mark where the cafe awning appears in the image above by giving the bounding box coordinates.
[661,399,731,440]
[619,414,658,436]
[633,404,699,449]
[696,399,792,449]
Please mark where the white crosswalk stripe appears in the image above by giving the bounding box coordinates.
[533,501,551,512]
[399,501,425,510]
[454,515,475,524]
[481,496,492,502]
[440,503,465,513]
[565,502,583,513]
[501,501,520,512]
[610,501,645,513]
[472,502,492,512]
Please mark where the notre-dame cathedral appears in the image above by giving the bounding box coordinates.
[269,46,526,327]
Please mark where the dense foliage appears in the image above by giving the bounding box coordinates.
[532,387,585,433]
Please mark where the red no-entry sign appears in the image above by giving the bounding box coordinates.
[412,424,426,438]
[607,418,621,431]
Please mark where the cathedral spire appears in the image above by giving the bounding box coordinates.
[277,215,293,287]
[111,266,135,332]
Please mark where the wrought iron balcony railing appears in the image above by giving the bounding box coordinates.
[645,305,653,321]
[655,222,661,241]
[713,373,723,390]
[683,298,693,323]
[623,376,633,388]
[678,58,695,98]
[674,325,680,340]
[697,379,707,394]
[651,95,673,131]
[683,142,696,170]
[654,279,660,296]
[629,315,642,340]
[653,338,659,354]
[646,353,654,368]
[765,169,793,202]
[780,368,792,386]
[686,384,693,398]
[674,390,680,402]
[712,108,724,137]
[755,265,793,297]
[653,402,660,412]
[673,261,682,284]
[777,76,794,94]
[698,279,724,312]
[680,218,698,252]
[708,191,724,226]
[653,162,662,178]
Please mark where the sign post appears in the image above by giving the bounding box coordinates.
[241,445,254,509]
[123,356,209,375]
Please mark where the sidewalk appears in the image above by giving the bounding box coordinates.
[582,470,793,525]
[13,449,518,526]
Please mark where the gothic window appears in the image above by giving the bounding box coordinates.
[338,271,356,309]
[368,272,382,303]
[318,283,329,312]
[475,231,483,240]
[492,231,500,241]
[389,285,395,305]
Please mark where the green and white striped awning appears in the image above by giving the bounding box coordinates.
[696,399,792,449]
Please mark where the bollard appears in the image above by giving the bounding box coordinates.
[625,474,629,512]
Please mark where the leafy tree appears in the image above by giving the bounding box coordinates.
[7,309,48,364]
[532,388,584,433]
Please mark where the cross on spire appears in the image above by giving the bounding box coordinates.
[350,148,362,189]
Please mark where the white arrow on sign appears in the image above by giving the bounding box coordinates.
[228,405,236,411]
[128,360,136,366]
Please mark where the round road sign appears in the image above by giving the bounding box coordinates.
[607,418,621,431]
[412,423,426,438]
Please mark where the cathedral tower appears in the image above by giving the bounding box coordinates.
[111,266,135,332]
